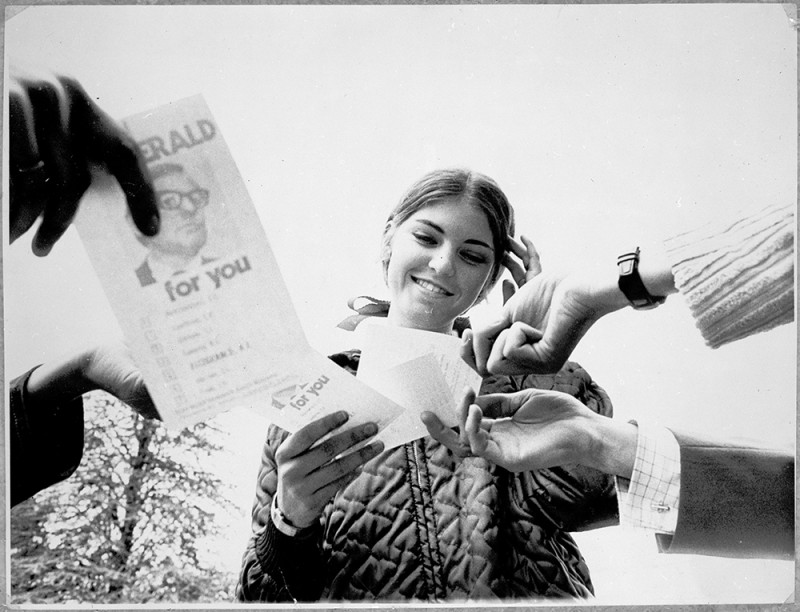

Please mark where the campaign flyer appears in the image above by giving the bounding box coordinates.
[75,95,403,433]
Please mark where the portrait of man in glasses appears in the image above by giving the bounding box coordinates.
[133,162,217,287]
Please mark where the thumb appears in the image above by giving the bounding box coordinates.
[459,329,478,372]
[128,387,161,421]
[472,314,513,375]
[474,389,553,419]
[501,322,544,360]
[502,279,515,304]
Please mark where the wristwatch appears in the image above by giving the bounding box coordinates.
[617,247,666,310]
[270,496,312,537]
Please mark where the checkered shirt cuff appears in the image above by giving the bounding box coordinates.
[616,421,681,533]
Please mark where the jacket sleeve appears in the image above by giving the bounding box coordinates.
[654,429,794,559]
[235,424,326,602]
[487,361,620,533]
[664,202,794,348]
[10,367,85,507]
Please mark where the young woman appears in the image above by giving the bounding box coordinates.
[235,168,618,602]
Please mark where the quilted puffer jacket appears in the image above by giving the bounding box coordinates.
[236,350,618,602]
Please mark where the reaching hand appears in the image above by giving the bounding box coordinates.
[275,413,384,530]
[422,388,636,476]
[459,390,599,472]
[467,271,608,375]
[500,234,541,304]
[82,342,159,420]
[422,388,593,471]
[9,62,159,255]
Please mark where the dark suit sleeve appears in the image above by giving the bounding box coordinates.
[655,429,794,559]
[9,367,85,507]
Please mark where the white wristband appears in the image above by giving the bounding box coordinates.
[270,495,307,537]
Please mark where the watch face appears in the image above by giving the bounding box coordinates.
[619,259,635,275]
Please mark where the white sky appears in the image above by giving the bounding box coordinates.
[4,3,797,605]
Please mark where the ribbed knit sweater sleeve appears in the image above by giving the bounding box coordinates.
[663,202,794,348]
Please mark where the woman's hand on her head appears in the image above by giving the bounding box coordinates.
[458,234,547,375]
[275,413,384,531]
[500,234,541,304]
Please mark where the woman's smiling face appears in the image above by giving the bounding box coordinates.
[386,197,495,334]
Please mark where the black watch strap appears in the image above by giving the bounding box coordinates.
[617,247,666,310]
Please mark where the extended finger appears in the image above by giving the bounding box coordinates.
[459,329,478,372]
[520,235,542,277]
[501,252,526,288]
[73,89,159,236]
[309,444,381,508]
[8,84,40,167]
[279,411,351,460]
[486,327,512,373]
[63,77,159,237]
[506,234,530,264]
[456,387,476,446]
[464,404,490,455]
[28,77,90,256]
[305,421,380,469]
[8,86,50,242]
[129,387,161,421]
[310,469,363,511]
[308,439,384,495]
[502,279,515,305]
[421,411,471,458]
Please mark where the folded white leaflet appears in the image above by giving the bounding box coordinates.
[75,94,403,433]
